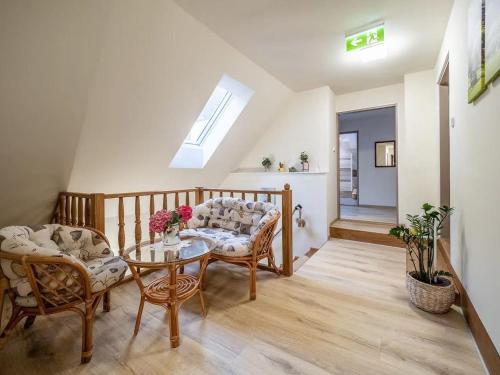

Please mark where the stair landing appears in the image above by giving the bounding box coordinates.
[330,219,405,247]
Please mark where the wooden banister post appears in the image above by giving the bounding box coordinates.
[281,183,293,276]
[195,187,204,205]
[90,193,105,233]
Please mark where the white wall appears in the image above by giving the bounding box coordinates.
[238,86,333,172]
[67,0,291,195]
[339,108,397,207]
[435,0,500,351]
[326,88,338,227]
[221,172,329,262]
[229,86,336,259]
[0,0,293,227]
[402,71,440,215]
[0,0,110,227]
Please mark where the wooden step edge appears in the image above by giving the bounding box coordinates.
[329,226,405,248]
[331,218,396,227]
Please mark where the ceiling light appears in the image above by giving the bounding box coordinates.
[360,43,387,62]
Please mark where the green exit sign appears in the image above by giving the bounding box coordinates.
[346,25,385,52]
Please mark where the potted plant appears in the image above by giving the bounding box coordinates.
[300,151,309,171]
[149,205,192,250]
[389,203,455,314]
[262,157,272,171]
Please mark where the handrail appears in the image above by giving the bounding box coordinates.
[201,188,283,195]
[104,189,197,199]
[53,184,293,276]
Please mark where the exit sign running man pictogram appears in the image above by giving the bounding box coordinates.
[346,24,385,52]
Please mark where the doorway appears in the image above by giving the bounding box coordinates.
[339,131,359,206]
[337,106,398,224]
[438,57,451,252]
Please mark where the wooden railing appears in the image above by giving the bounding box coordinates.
[52,185,293,276]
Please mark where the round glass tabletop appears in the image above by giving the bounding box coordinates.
[123,237,214,266]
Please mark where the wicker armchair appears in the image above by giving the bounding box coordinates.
[181,197,281,300]
[0,225,127,363]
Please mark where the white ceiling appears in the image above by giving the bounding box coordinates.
[174,0,453,94]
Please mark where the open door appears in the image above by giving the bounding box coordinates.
[339,131,359,206]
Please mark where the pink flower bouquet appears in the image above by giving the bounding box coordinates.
[149,205,193,234]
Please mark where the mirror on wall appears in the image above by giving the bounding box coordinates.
[375,140,396,167]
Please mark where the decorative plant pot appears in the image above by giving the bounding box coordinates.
[406,272,455,314]
[162,224,181,250]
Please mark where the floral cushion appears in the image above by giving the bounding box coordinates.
[181,227,252,257]
[0,224,126,306]
[184,198,280,256]
[52,226,113,260]
[86,257,128,293]
[188,197,279,243]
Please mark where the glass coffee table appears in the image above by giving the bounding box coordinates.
[123,236,214,348]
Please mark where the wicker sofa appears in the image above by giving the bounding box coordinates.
[181,197,281,300]
[0,224,127,363]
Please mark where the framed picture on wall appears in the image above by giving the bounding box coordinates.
[468,0,486,103]
[375,140,396,167]
[485,0,500,85]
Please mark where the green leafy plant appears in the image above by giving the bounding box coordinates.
[389,203,454,285]
[261,157,272,171]
[300,151,309,163]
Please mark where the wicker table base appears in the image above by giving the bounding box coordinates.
[124,237,213,348]
[138,270,206,348]
[147,274,199,301]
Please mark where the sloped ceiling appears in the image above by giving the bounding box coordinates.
[175,0,453,93]
[67,0,291,193]
[0,0,111,227]
[0,0,291,225]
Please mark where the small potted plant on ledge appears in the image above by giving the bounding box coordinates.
[300,151,309,171]
[262,156,272,171]
[389,203,455,314]
[149,205,192,250]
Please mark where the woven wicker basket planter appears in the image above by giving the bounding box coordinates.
[406,272,455,314]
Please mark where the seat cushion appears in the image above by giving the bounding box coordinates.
[15,295,37,307]
[11,257,127,307]
[181,228,252,257]
[188,198,278,237]
[0,225,125,306]
[52,226,112,261]
[85,257,128,293]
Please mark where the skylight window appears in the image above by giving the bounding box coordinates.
[184,87,232,145]
[170,75,254,169]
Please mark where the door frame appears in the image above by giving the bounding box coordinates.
[336,104,399,223]
[437,53,451,254]
[338,130,359,207]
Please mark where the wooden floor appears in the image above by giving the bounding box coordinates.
[340,205,397,224]
[0,240,484,374]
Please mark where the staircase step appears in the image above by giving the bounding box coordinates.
[330,219,405,248]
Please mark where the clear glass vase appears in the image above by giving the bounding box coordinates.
[162,223,181,250]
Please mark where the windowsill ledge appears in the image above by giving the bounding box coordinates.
[231,168,328,175]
